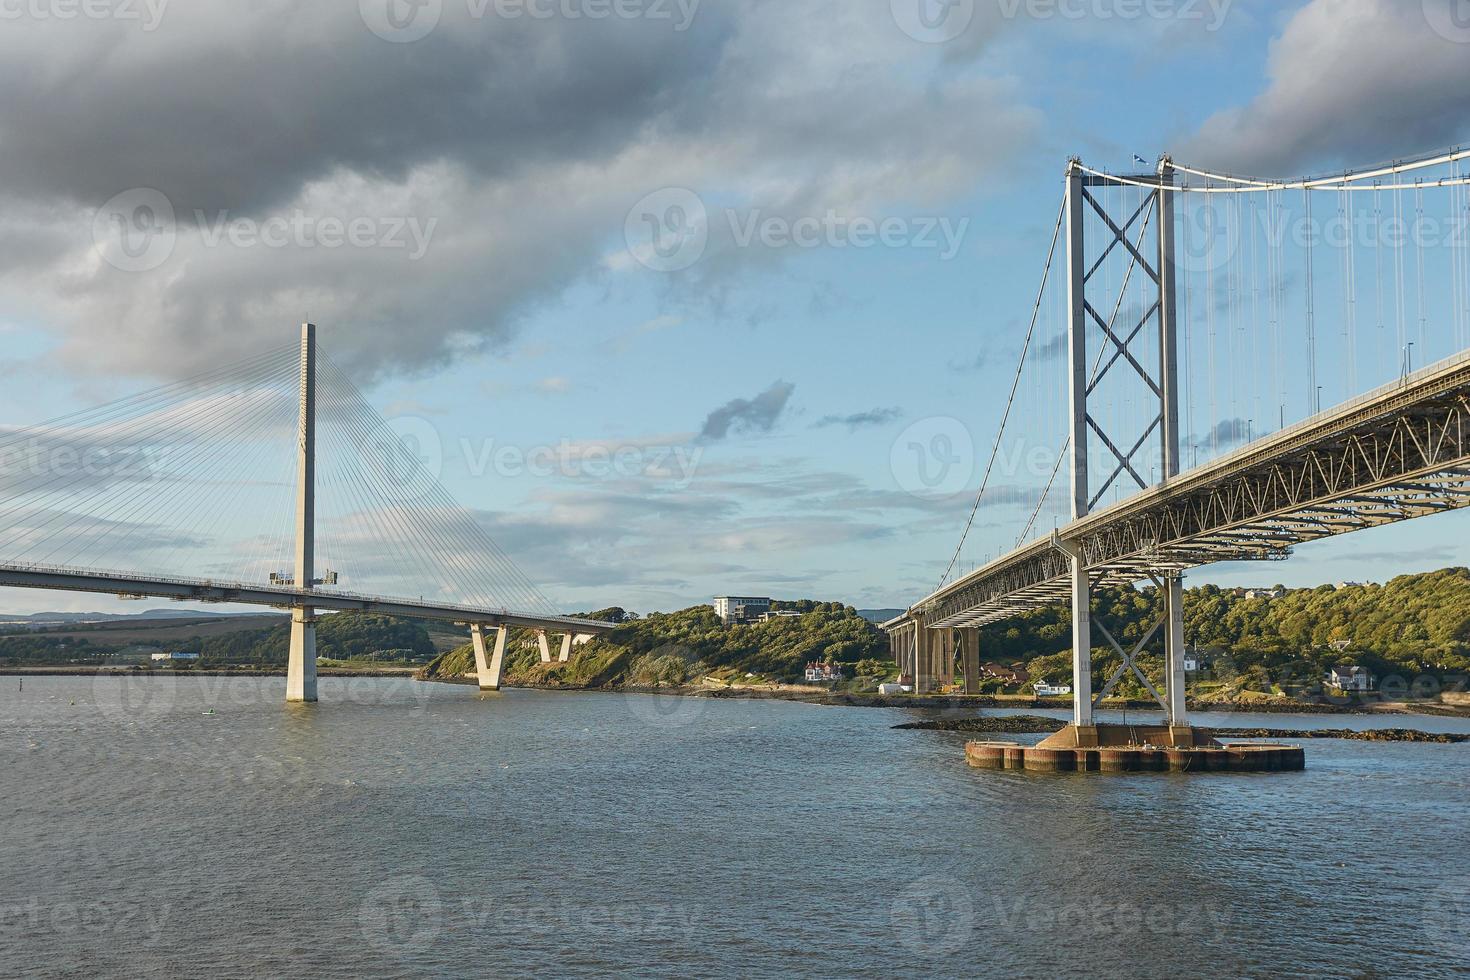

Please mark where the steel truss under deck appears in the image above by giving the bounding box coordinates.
[896,350,1470,631]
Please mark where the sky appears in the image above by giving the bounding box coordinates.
[1,0,1469,615]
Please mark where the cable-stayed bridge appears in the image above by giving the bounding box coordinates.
[885,145,1470,744]
[0,324,611,702]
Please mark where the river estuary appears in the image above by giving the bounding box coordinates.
[3,676,1468,978]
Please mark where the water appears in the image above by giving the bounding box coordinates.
[3,676,1468,979]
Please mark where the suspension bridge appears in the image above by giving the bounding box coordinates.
[884,145,1470,747]
[0,324,612,702]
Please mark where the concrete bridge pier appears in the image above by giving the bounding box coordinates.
[471,623,510,691]
[960,628,980,695]
[1163,571,1190,740]
[286,606,317,703]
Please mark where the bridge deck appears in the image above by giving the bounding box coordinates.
[0,562,615,634]
[890,349,1470,632]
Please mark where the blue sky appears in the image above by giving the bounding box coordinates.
[0,0,1468,614]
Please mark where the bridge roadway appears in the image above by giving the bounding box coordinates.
[887,349,1470,636]
[0,561,614,635]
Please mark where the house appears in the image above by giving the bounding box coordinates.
[803,661,843,683]
[760,610,802,622]
[878,682,912,695]
[1244,588,1285,600]
[1034,681,1073,697]
[978,662,1030,686]
[1326,665,1374,692]
[150,652,200,662]
[713,596,773,625]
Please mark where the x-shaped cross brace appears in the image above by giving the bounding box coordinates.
[1091,616,1168,711]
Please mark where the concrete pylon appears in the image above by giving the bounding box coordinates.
[961,629,981,695]
[471,623,509,691]
[286,322,318,704]
[558,633,573,663]
[536,629,553,664]
[1164,573,1189,734]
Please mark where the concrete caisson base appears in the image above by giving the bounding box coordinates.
[964,726,1305,775]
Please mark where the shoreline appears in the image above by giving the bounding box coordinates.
[11,667,1469,721]
[422,674,1470,719]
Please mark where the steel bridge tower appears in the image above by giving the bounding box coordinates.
[1054,158,1189,744]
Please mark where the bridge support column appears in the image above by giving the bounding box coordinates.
[558,632,573,663]
[286,322,318,705]
[471,623,509,691]
[961,629,981,695]
[1164,572,1188,733]
[536,629,553,664]
[913,614,934,694]
[286,607,317,703]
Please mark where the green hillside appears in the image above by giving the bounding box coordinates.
[419,602,888,688]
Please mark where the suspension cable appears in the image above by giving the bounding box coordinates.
[936,195,1066,591]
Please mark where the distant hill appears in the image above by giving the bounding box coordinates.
[857,609,904,624]
[0,608,261,625]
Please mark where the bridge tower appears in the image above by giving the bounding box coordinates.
[1060,158,1190,743]
[285,322,318,703]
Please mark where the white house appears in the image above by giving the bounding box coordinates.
[1034,681,1072,697]
[1326,665,1373,692]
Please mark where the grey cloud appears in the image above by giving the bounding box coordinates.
[0,2,1041,380]
[698,380,795,441]
[1182,0,1470,175]
[813,407,903,431]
